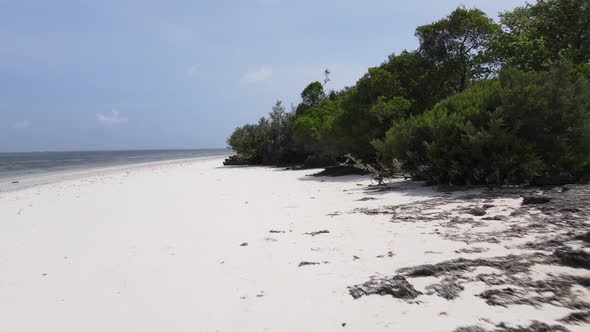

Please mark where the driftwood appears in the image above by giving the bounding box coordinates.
[344,154,407,185]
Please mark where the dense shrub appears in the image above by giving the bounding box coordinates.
[227,2,590,185]
[227,101,300,164]
[374,63,590,184]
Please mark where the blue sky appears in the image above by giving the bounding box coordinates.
[0,0,527,152]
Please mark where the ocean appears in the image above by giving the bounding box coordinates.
[0,149,229,182]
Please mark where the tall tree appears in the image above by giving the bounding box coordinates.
[494,0,590,70]
[300,82,325,108]
[416,7,499,92]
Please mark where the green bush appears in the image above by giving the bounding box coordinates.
[374,63,590,184]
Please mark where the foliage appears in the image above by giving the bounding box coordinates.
[374,63,590,184]
[226,2,590,184]
[415,7,499,92]
[227,100,299,164]
[296,81,326,115]
[493,0,590,70]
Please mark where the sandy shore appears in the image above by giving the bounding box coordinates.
[0,157,588,331]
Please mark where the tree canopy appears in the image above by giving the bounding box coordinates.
[226,1,590,184]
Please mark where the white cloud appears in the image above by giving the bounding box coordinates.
[187,64,200,78]
[241,66,273,84]
[12,120,31,129]
[96,110,127,126]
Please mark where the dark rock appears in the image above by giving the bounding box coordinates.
[311,165,368,177]
[11,181,19,184]
[455,247,488,254]
[269,230,285,234]
[522,196,552,205]
[298,261,320,267]
[481,215,507,221]
[304,230,330,236]
[223,155,257,166]
[356,197,378,201]
[348,275,422,300]
[575,231,590,243]
[574,277,590,287]
[554,247,590,269]
[467,207,487,216]
[240,242,248,247]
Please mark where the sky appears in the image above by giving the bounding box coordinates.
[0,0,528,152]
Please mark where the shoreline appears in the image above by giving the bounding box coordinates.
[0,157,588,331]
[0,154,230,193]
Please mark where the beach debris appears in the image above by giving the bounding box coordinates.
[553,247,590,269]
[397,254,545,278]
[256,291,265,298]
[454,321,571,332]
[240,242,248,247]
[341,323,347,327]
[575,231,590,243]
[311,165,368,177]
[304,230,330,236]
[522,196,552,205]
[426,276,464,300]
[353,255,360,260]
[269,230,285,234]
[559,310,590,324]
[387,251,396,257]
[455,247,488,254]
[348,275,422,300]
[298,261,320,267]
[356,197,377,201]
[466,207,487,216]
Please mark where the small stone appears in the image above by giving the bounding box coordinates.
[240,242,248,247]
[298,261,320,267]
[304,230,330,236]
[522,196,552,205]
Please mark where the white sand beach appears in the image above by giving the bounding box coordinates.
[1,157,589,331]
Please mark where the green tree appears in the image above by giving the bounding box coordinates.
[296,81,326,115]
[493,0,590,70]
[416,7,499,92]
[374,63,590,184]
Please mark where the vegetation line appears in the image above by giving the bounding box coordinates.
[225,0,590,186]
